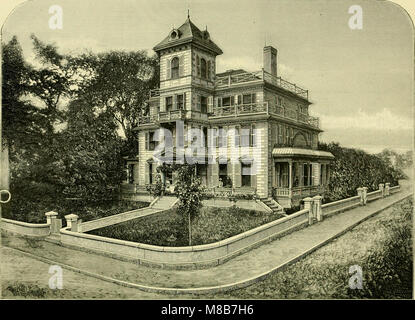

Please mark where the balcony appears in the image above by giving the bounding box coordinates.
[138,109,185,126]
[149,88,160,98]
[209,102,320,129]
[158,109,185,123]
[215,69,308,100]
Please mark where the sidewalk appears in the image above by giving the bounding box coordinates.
[2,183,412,294]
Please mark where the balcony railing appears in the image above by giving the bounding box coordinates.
[138,109,184,125]
[216,69,308,100]
[149,88,160,97]
[273,185,326,198]
[209,102,320,129]
[209,102,268,118]
[158,109,185,122]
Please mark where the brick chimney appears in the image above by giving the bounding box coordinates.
[263,46,278,77]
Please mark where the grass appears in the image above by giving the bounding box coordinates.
[206,197,413,299]
[1,197,149,224]
[88,206,285,246]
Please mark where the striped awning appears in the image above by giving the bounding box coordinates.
[272,148,335,159]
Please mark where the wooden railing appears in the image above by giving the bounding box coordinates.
[158,109,185,122]
[269,105,320,129]
[215,69,308,100]
[209,102,320,129]
[209,103,268,118]
[138,110,184,125]
[149,88,160,97]
[273,185,326,198]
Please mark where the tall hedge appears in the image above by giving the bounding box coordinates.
[319,142,405,202]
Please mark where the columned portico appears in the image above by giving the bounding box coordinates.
[272,148,334,208]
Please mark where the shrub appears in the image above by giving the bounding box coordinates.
[319,142,404,202]
[146,173,164,197]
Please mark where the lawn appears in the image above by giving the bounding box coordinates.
[88,206,285,246]
[1,197,149,224]
[207,197,413,299]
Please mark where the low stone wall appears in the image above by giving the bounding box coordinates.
[321,195,361,218]
[367,190,382,202]
[390,185,400,194]
[81,206,157,233]
[1,218,50,237]
[59,181,402,269]
[60,208,309,269]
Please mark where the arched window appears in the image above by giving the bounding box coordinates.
[171,57,179,79]
[201,58,207,79]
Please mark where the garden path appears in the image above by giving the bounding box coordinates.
[2,181,412,294]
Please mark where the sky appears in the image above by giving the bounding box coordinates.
[1,0,414,154]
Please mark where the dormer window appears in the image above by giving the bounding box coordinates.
[203,30,210,40]
[169,29,180,40]
[171,57,179,79]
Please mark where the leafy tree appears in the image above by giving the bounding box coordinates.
[174,164,203,246]
[319,142,405,202]
[1,36,43,153]
[57,98,124,202]
[73,50,159,157]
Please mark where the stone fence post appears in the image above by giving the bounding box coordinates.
[362,187,368,205]
[45,211,59,233]
[303,197,314,225]
[379,184,384,198]
[313,195,323,222]
[357,188,364,205]
[385,183,390,196]
[65,214,80,232]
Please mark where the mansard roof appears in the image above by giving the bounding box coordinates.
[153,18,223,55]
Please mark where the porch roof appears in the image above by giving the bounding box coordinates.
[272,148,335,160]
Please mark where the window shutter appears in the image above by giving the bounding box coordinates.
[184,124,188,147]
[207,61,211,80]
[218,97,222,107]
[145,163,150,184]
[145,132,149,150]
[179,55,184,77]
[231,96,235,105]
[234,126,240,147]
[196,56,201,76]
[251,171,257,188]
[234,162,242,187]
[312,163,320,186]
[208,96,213,114]
[183,92,186,109]
[166,59,171,80]
[251,124,256,147]
[237,95,242,105]
[196,95,201,111]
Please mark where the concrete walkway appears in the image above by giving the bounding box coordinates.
[2,183,412,294]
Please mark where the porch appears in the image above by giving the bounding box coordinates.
[272,147,335,208]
